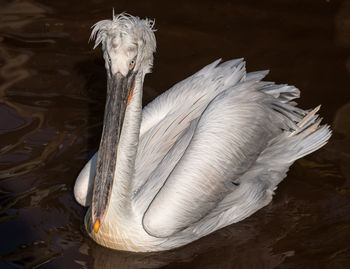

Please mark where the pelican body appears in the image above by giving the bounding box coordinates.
[74,13,331,252]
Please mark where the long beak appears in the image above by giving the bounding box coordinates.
[91,71,136,233]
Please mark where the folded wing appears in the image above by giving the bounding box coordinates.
[142,81,284,238]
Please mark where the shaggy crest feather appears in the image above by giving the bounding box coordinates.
[90,12,156,51]
[89,12,156,76]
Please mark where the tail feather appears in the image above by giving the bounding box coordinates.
[260,106,331,165]
[293,124,331,160]
[288,105,320,136]
[272,103,305,123]
[297,105,320,126]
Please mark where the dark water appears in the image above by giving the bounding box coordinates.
[0,0,349,268]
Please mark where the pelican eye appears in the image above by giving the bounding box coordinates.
[129,57,136,70]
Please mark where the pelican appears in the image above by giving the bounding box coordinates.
[74,13,331,252]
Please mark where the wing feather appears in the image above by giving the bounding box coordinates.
[133,59,249,195]
[142,82,281,238]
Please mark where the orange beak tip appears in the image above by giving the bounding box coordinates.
[94,220,100,233]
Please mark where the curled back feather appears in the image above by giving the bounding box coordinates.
[89,12,156,53]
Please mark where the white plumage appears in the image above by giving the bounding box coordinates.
[74,13,331,252]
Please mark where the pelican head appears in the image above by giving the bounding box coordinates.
[89,13,156,232]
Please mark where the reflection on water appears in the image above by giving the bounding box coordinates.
[0,0,349,268]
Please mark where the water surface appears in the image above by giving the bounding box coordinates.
[0,0,350,268]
